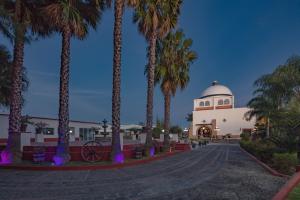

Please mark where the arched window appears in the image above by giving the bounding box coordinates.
[205,101,210,106]
[199,102,204,107]
[218,99,223,105]
[224,99,230,105]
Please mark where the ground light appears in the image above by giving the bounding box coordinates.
[150,147,155,157]
[0,150,12,164]
[114,152,124,163]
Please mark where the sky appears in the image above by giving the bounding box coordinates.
[2,0,300,128]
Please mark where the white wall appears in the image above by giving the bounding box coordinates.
[192,107,255,136]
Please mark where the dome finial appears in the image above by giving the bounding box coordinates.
[212,80,219,86]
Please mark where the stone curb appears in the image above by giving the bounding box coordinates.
[272,172,300,200]
[0,150,188,171]
[239,146,289,178]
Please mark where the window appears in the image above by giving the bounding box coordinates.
[224,99,230,105]
[79,128,94,141]
[218,99,224,105]
[205,101,210,106]
[199,102,204,107]
[42,128,54,135]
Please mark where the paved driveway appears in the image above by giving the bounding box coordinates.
[0,144,286,200]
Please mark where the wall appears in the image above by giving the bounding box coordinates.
[192,107,255,136]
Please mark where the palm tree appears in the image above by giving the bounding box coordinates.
[0,3,13,42]
[111,0,125,163]
[133,0,182,153]
[0,0,44,163]
[42,0,102,165]
[0,45,28,108]
[153,30,197,148]
[110,0,137,162]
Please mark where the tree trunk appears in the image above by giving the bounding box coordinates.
[4,0,24,163]
[111,0,124,163]
[145,31,157,150]
[55,26,71,164]
[163,93,171,148]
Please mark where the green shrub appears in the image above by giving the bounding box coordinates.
[272,153,297,175]
[240,132,250,141]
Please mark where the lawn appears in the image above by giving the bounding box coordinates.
[288,183,300,200]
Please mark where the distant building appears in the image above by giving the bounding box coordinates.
[192,81,255,139]
[0,114,143,148]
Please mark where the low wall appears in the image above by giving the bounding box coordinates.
[22,143,191,162]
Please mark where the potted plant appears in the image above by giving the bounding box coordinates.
[20,115,33,132]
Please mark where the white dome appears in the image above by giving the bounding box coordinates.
[200,81,233,98]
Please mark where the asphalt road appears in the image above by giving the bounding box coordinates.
[0,144,286,200]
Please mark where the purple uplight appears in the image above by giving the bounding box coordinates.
[0,150,12,164]
[114,152,124,164]
[53,155,64,166]
[150,147,155,157]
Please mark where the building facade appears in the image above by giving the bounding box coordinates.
[0,114,143,148]
[192,81,255,139]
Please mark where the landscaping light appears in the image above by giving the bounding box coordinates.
[114,152,124,164]
[150,147,155,157]
[53,155,64,166]
[0,150,11,164]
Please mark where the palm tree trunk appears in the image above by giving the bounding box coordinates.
[55,26,71,164]
[4,0,24,163]
[163,93,171,148]
[111,0,124,163]
[145,31,157,150]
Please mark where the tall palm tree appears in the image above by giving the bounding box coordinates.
[110,0,137,162]
[111,0,125,163]
[133,0,182,153]
[0,0,43,163]
[154,30,197,148]
[42,0,102,165]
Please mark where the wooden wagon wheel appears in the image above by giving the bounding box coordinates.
[81,141,102,162]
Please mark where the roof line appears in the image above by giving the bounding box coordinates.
[198,94,233,99]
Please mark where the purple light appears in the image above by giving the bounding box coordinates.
[0,150,12,164]
[150,147,155,157]
[53,155,64,166]
[113,152,124,164]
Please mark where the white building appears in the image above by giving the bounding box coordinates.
[192,81,255,139]
[0,114,143,149]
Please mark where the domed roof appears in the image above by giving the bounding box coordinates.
[200,81,233,98]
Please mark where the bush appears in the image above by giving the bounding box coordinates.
[272,153,297,175]
[240,140,276,163]
[240,132,250,141]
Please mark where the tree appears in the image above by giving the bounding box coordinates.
[133,0,182,153]
[246,56,300,138]
[0,3,13,42]
[0,0,45,163]
[42,0,103,165]
[154,30,197,148]
[110,0,138,162]
[186,113,192,122]
[0,45,28,108]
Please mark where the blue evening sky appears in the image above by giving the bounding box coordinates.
[2,0,300,127]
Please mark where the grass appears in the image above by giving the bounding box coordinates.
[287,183,300,200]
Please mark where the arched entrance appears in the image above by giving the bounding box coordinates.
[197,126,212,138]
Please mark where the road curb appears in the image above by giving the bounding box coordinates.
[272,172,300,200]
[239,146,289,178]
[0,150,187,171]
